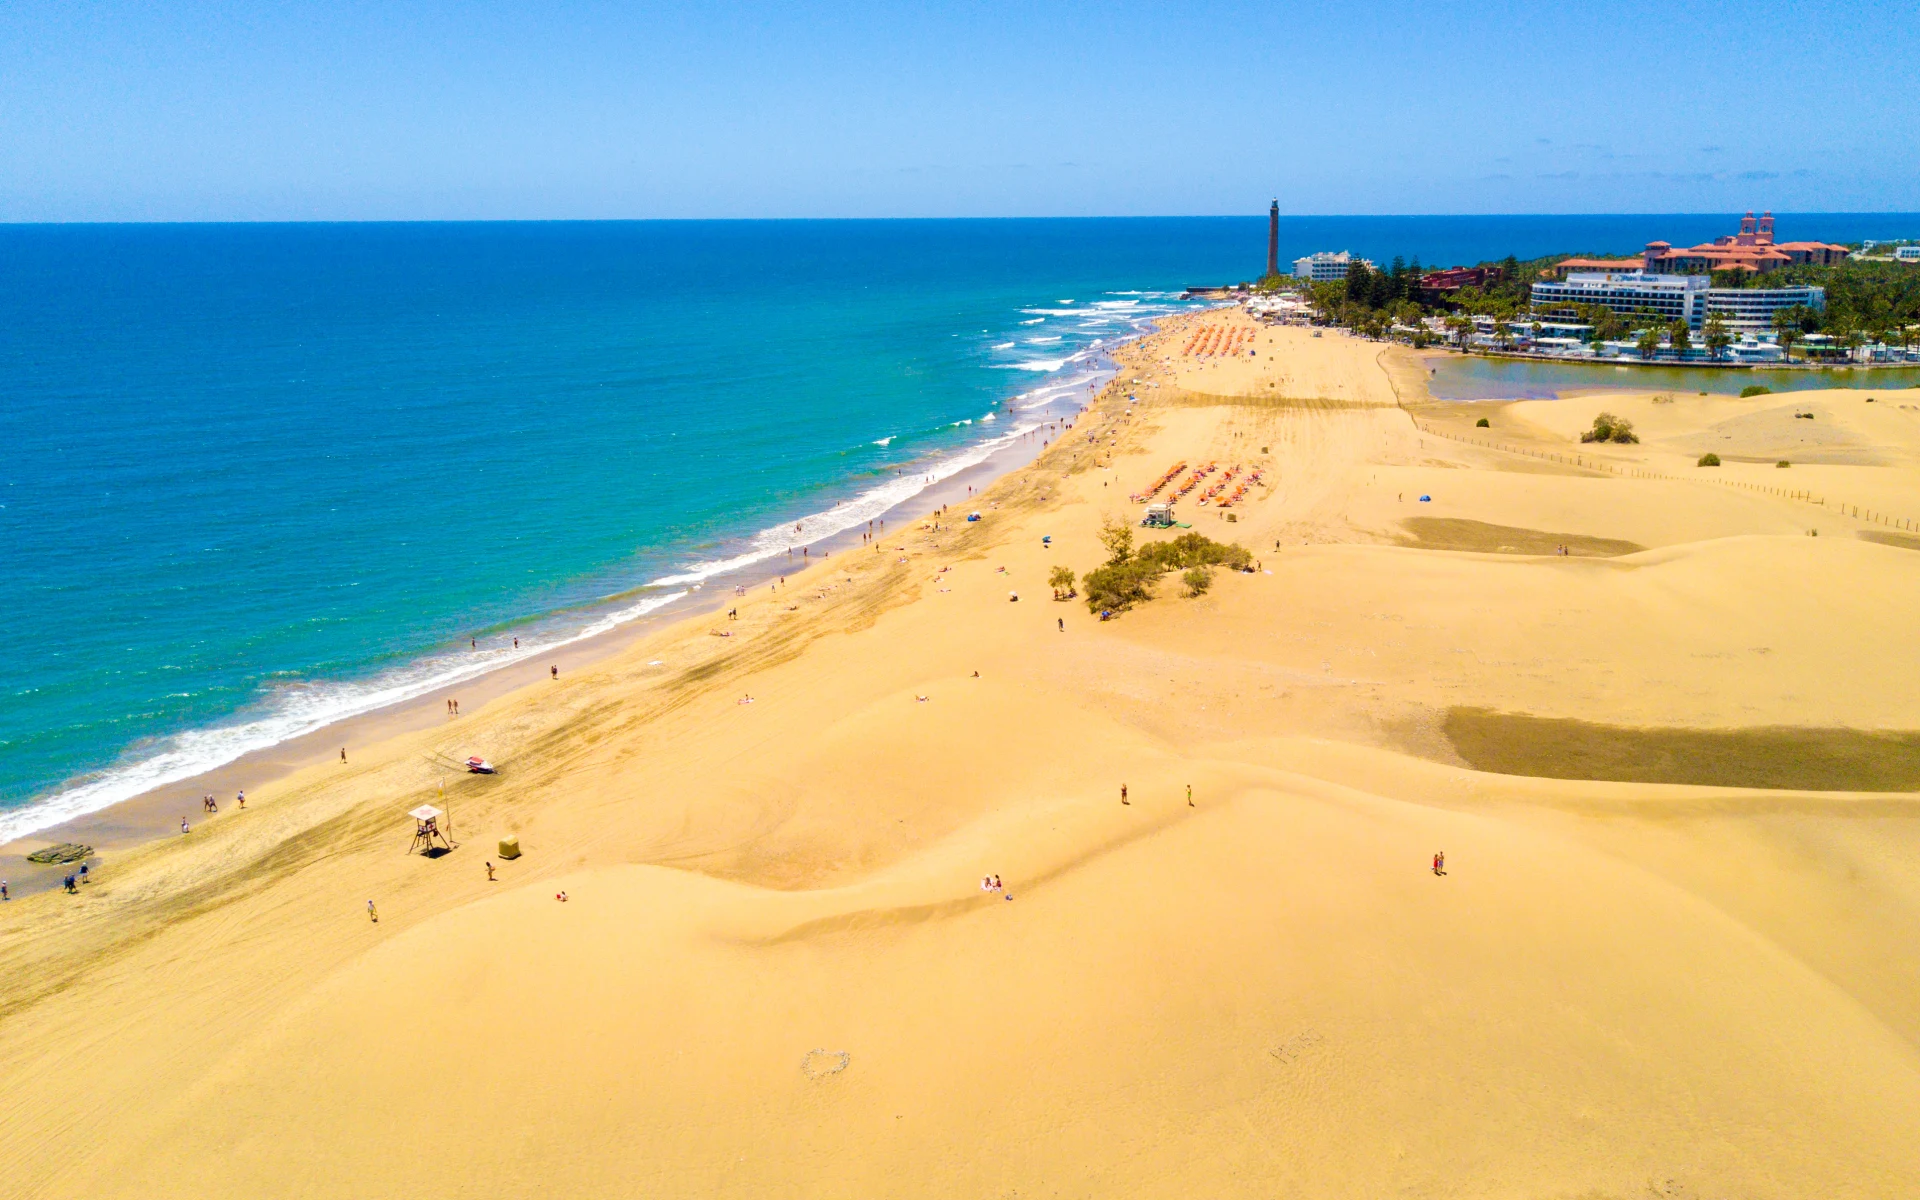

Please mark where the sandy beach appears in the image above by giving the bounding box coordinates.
[4,310,1920,1198]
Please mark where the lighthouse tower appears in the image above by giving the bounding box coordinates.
[1266,200,1280,278]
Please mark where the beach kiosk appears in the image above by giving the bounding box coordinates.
[408,804,453,856]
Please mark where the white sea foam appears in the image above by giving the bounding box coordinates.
[1027,336,1062,344]
[996,358,1069,373]
[0,588,688,845]
[647,415,1053,591]
[1019,317,1045,325]
[991,342,1015,350]
[873,436,893,446]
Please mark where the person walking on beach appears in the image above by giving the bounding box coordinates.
[237,790,245,810]
[79,863,89,885]
[551,665,558,679]
[1433,852,1445,876]
[181,817,190,835]
[486,862,495,882]
[1187,783,1193,807]
[1058,617,1064,632]
[1,881,8,902]
[1121,784,1129,806]
[367,899,378,923]
[64,874,77,894]
[340,747,347,763]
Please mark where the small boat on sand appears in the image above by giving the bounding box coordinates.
[466,757,496,774]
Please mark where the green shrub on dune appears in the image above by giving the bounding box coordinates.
[1740,385,1771,397]
[1084,524,1251,613]
[1580,412,1638,444]
[1698,453,1721,466]
[1047,564,1077,600]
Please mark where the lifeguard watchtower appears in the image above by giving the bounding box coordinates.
[409,805,454,856]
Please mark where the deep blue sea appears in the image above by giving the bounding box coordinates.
[4,214,1916,840]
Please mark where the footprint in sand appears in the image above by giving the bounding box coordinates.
[802,1049,850,1079]
[1268,1030,1324,1064]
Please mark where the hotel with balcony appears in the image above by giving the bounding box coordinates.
[1532,271,1823,332]
[1292,251,1375,281]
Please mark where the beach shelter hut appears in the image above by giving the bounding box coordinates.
[409,804,453,856]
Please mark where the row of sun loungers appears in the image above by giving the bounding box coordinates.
[1128,459,1188,503]
[1181,324,1251,357]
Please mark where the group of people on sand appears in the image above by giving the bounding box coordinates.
[446,698,461,715]
[184,789,246,834]
[979,874,1011,900]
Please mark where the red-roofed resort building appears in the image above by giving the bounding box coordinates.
[1551,213,1851,279]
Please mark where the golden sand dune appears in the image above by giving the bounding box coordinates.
[4,315,1919,1198]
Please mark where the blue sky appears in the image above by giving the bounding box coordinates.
[2,0,1915,221]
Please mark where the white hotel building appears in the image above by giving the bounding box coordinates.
[1293,251,1375,282]
[1531,271,1824,332]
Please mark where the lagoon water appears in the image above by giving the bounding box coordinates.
[4,214,1915,839]
[1430,355,1920,400]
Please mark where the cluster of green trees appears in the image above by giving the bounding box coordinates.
[1718,260,1920,354]
[1275,253,1557,344]
[1280,245,1919,361]
[1080,523,1253,614]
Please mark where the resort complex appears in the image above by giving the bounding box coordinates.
[1529,271,1826,331]
[1550,213,1853,278]
[1274,209,1919,367]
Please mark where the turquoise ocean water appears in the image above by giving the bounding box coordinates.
[4,215,1916,840]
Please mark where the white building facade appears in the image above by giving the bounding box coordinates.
[1293,251,1373,281]
[1530,271,1708,327]
[1704,284,1826,332]
[1532,271,1824,331]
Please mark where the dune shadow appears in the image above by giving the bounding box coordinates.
[1445,707,1920,792]
[1399,518,1645,558]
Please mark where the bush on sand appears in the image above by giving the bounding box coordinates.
[1085,532,1250,613]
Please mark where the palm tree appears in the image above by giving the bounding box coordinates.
[1703,313,1733,360]
[1772,309,1802,362]
[1636,327,1662,360]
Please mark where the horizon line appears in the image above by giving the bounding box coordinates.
[7,210,1920,229]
